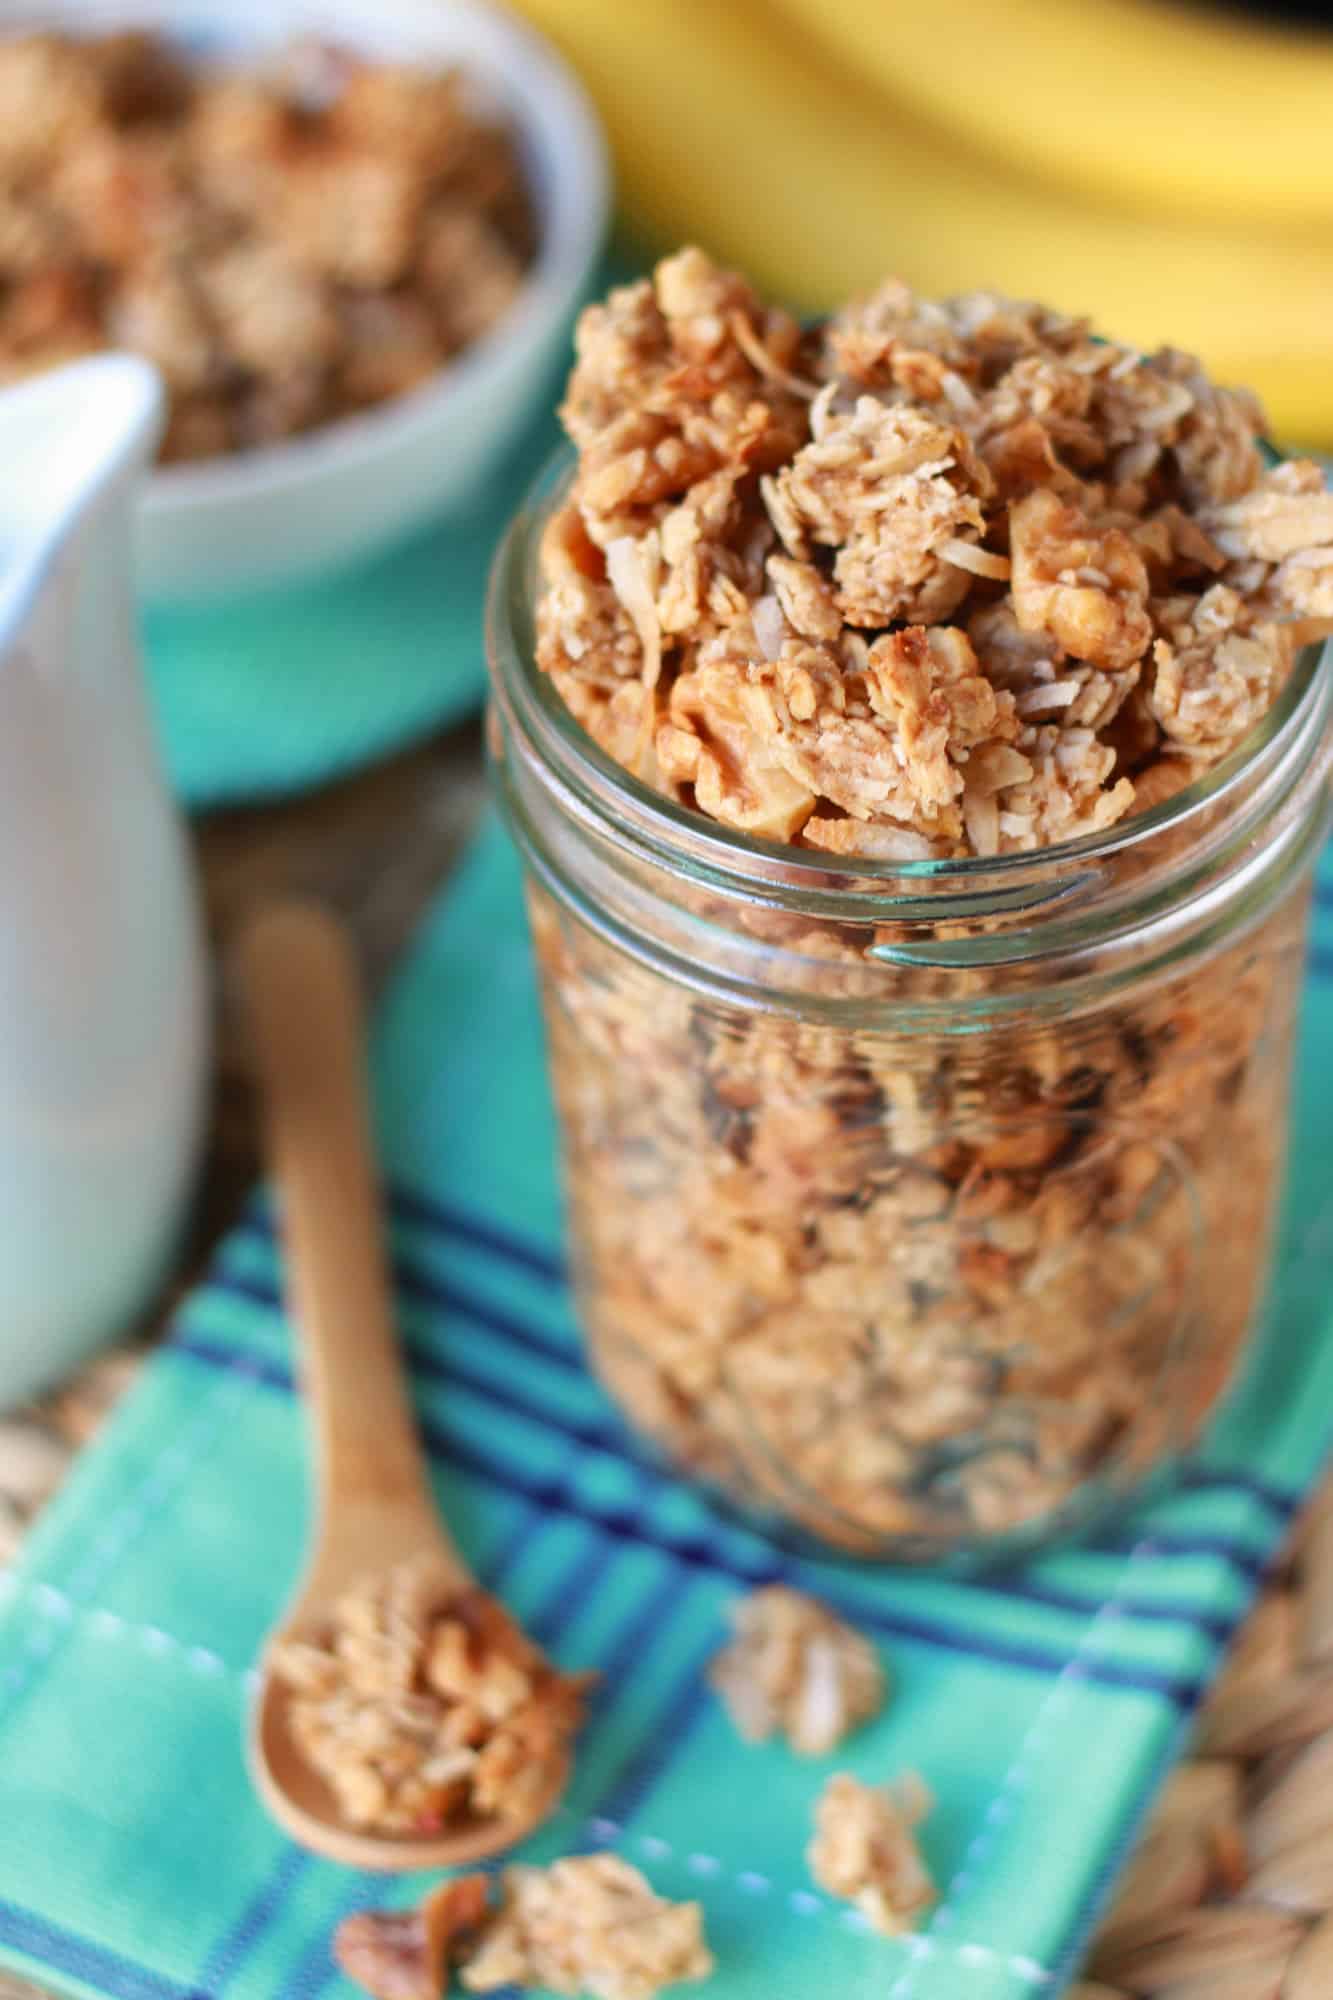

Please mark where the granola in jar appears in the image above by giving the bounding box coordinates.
[0,31,536,459]
[487,249,1333,1558]
[271,1558,593,1836]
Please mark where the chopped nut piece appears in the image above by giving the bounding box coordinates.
[808,1772,937,1935]
[271,1560,593,1837]
[1009,486,1152,673]
[335,1876,490,2000]
[459,1855,713,2000]
[708,1586,886,1754]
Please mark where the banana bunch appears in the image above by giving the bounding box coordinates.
[509,0,1333,444]
[781,0,1333,227]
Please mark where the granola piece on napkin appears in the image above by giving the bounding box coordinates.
[808,1771,937,1935]
[459,1855,713,2000]
[335,1876,491,2000]
[708,1585,886,1754]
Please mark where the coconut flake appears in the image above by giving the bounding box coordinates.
[939,536,1011,581]
[727,310,817,399]
[803,817,938,860]
[606,535,662,691]
[939,368,979,415]
[962,786,1000,857]
[1016,680,1082,716]
[794,1636,850,1756]
[966,743,1035,793]
[752,594,787,662]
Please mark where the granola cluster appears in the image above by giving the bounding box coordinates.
[511,252,1327,1554]
[0,32,535,460]
[271,1562,592,1836]
[536,249,1333,856]
[335,1857,713,2000]
[707,1586,886,1754]
[534,877,1302,1548]
[335,1877,492,2000]
[807,1771,937,1936]
[460,1856,713,1999]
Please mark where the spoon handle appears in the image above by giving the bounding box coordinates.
[238,904,445,1576]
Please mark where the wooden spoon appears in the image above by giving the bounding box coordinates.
[238,902,569,1871]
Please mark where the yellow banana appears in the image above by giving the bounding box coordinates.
[511,0,1333,442]
[770,0,1333,228]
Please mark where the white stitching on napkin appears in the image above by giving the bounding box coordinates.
[880,1934,1052,1983]
[0,1576,1056,1983]
[0,1183,1320,1996]
[0,1360,258,1717]
[555,1806,1054,1984]
[888,1537,1166,1998]
[6,1578,253,1683]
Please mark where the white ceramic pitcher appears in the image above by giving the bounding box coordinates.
[0,356,208,1408]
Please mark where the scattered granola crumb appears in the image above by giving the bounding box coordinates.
[334,1876,490,2000]
[271,1559,593,1837]
[0,31,536,457]
[708,1586,886,1755]
[808,1772,937,1936]
[459,1855,713,2000]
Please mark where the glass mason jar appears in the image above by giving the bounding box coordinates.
[487,458,1333,1564]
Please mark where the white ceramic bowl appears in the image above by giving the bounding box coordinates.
[9,0,608,601]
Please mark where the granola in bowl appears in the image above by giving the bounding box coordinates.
[270,1558,593,1837]
[0,29,536,460]
[488,248,1333,1559]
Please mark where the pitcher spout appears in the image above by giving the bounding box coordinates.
[0,354,163,642]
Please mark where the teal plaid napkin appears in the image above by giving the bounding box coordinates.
[0,814,1330,2000]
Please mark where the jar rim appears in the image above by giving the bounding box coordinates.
[488,446,1330,910]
